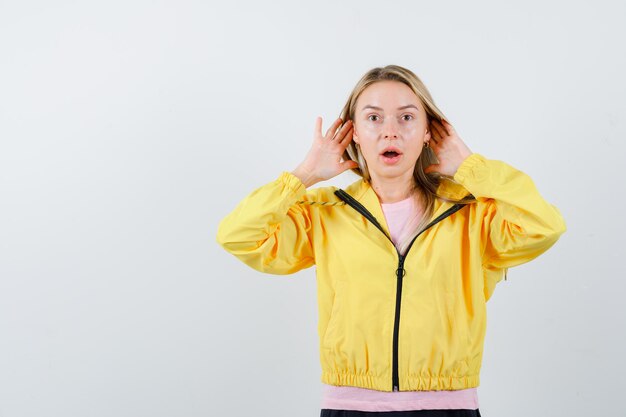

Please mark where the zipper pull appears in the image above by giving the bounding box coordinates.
[396,267,406,278]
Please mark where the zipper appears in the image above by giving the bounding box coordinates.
[334,189,467,392]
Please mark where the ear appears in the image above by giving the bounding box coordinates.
[424,127,431,144]
[352,127,359,145]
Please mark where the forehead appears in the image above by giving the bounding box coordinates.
[356,80,423,111]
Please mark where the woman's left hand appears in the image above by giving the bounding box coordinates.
[424,119,474,177]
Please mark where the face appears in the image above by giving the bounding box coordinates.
[352,80,431,182]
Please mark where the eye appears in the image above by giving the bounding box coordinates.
[367,114,380,122]
[402,114,414,121]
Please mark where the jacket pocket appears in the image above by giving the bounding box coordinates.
[322,280,346,350]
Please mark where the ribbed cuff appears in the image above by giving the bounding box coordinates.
[452,153,488,184]
[278,171,307,198]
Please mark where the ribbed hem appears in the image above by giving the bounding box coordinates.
[452,153,487,184]
[321,371,480,392]
[322,371,391,392]
[404,373,480,391]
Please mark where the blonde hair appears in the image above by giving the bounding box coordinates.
[338,65,476,255]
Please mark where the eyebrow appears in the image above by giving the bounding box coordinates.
[361,104,420,112]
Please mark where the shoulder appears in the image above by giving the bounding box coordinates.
[298,185,343,207]
[299,177,366,207]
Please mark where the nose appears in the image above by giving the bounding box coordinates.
[383,118,399,139]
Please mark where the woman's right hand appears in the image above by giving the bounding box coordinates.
[291,117,358,188]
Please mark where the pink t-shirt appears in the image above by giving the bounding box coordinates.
[321,195,479,411]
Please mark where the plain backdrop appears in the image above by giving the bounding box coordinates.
[1,1,625,416]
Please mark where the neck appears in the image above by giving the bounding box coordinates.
[369,172,418,204]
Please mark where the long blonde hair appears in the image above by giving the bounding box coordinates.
[338,65,476,254]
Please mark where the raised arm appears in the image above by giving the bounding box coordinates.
[453,153,567,270]
[216,171,315,275]
[427,119,566,272]
[216,115,358,275]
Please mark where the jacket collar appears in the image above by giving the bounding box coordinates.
[341,177,471,236]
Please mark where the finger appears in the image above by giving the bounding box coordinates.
[325,118,343,139]
[438,118,453,135]
[339,159,359,173]
[332,119,351,141]
[424,164,438,174]
[315,116,322,137]
[338,126,354,145]
[430,119,446,139]
[429,128,440,145]
[336,120,353,142]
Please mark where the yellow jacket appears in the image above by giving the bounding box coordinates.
[216,153,566,392]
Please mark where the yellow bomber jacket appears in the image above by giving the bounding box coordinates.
[216,153,567,392]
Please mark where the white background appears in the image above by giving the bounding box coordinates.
[1,1,624,416]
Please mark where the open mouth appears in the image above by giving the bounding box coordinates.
[380,148,402,164]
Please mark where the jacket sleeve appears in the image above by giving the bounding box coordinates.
[215,171,315,275]
[452,153,567,271]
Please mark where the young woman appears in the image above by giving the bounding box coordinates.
[216,65,566,416]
